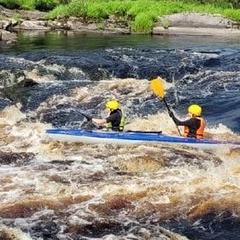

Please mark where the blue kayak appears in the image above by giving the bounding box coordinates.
[45,128,240,150]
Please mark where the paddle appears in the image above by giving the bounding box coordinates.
[77,110,106,130]
[150,77,181,136]
[127,130,162,134]
[77,111,93,121]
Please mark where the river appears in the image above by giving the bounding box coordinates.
[0,31,240,240]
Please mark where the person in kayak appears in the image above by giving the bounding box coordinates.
[169,104,206,139]
[92,100,125,131]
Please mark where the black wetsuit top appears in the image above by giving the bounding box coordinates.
[106,109,123,131]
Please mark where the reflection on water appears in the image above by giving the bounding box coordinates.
[1,31,240,53]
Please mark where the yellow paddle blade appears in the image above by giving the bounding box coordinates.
[150,77,165,98]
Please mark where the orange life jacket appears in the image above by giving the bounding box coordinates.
[184,117,206,139]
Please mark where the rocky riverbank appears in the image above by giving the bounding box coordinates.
[1,5,240,44]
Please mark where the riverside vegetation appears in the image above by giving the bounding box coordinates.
[0,0,240,34]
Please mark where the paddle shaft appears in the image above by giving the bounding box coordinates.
[163,98,171,114]
[163,97,182,136]
[78,111,92,121]
[127,130,162,134]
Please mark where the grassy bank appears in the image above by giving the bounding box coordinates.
[1,0,240,33]
[47,0,240,33]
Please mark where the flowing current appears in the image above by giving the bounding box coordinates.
[0,32,240,240]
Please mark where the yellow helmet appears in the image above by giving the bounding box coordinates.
[105,100,119,110]
[188,104,202,116]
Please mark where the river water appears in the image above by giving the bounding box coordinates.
[0,31,240,240]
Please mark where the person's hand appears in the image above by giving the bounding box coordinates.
[92,118,107,128]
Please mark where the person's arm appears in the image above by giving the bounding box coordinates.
[92,118,107,127]
[92,112,119,127]
[92,112,119,129]
[105,112,119,123]
[169,111,194,127]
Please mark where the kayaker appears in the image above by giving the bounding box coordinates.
[169,104,206,139]
[92,100,125,131]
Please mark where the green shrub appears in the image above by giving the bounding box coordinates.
[46,4,69,19]
[0,0,21,9]
[132,12,154,33]
[222,8,240,21]
[107,1,133,17]
[86,3,109,19]
[21,0,35,9]
[127,2,152,17]
[0,0,36,9]
[34,0,59,11]
[67,0,88,17]
[59,0,71,4]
